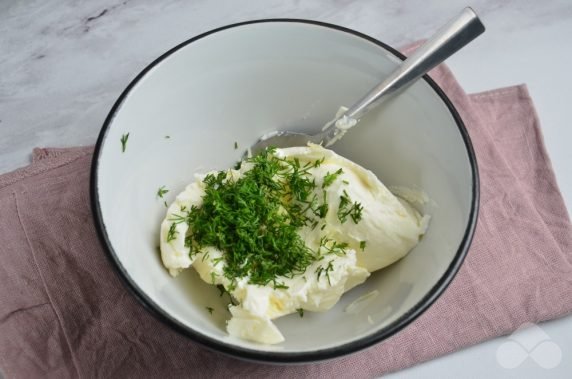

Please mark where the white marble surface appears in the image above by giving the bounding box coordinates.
[1,0,571,377]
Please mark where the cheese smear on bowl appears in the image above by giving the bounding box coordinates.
[160,144,428,344]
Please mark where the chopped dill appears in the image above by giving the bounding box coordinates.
[166,223,178,242]
[323,168,344,188]
[318,236,349,257]
[315,261,335,285]
[360,240,367,251]
[165,135,170,139]
[169,211,189,225]
[273,281,289,290]
[311,220,319,230]
[212,257,224,266]
[206,306,214,315]
[178,147,359,290]
[337,189,363,224]
[184,235,192,248]
[296,308,304,318]
[234,141,238,149]
[157,185,169,198]
[320,204,329,219]
[314,190,329,218]
[120,133,129,153]
[182,147,325,289]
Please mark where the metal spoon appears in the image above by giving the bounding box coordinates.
[249,7,485,156]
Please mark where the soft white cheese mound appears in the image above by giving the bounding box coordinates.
[274,145,426,273]
[160,144,428,344]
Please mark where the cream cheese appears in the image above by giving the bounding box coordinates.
[160,144,428,344]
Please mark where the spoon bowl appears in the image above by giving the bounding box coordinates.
[250,7,484,156]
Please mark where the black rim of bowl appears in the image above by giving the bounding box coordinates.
[90,19,480,364]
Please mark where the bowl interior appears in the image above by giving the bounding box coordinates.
[93,21,476,359]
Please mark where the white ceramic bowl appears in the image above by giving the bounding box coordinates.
[91,20,478,363]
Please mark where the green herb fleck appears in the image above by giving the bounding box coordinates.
[213,257,224,266]
[165,135,170,139]
[296,308,304,318]
[273,282,289,290]
[315,261,335,285]
[360,240,367,251]
[168,210,190,225]
[120,133,129,153]
[319,236,349,257]
[315,202,328,218]
[157,185,169,198]
[323,168,344,188]
[217,284,226,297]
[184,235,192,249]
[206,306,214,315]
[337,190,363,224]
[157,186,169,208]
[234,141,238,149]
[166,223,178,242]
[342,180,349,185]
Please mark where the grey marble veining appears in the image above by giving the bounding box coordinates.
[1,1,572,377]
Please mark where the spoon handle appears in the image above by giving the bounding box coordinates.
[321,7,485,146]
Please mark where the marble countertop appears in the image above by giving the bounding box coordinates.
[1,0,571,377]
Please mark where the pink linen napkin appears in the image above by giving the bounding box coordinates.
[1,62,571,377]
